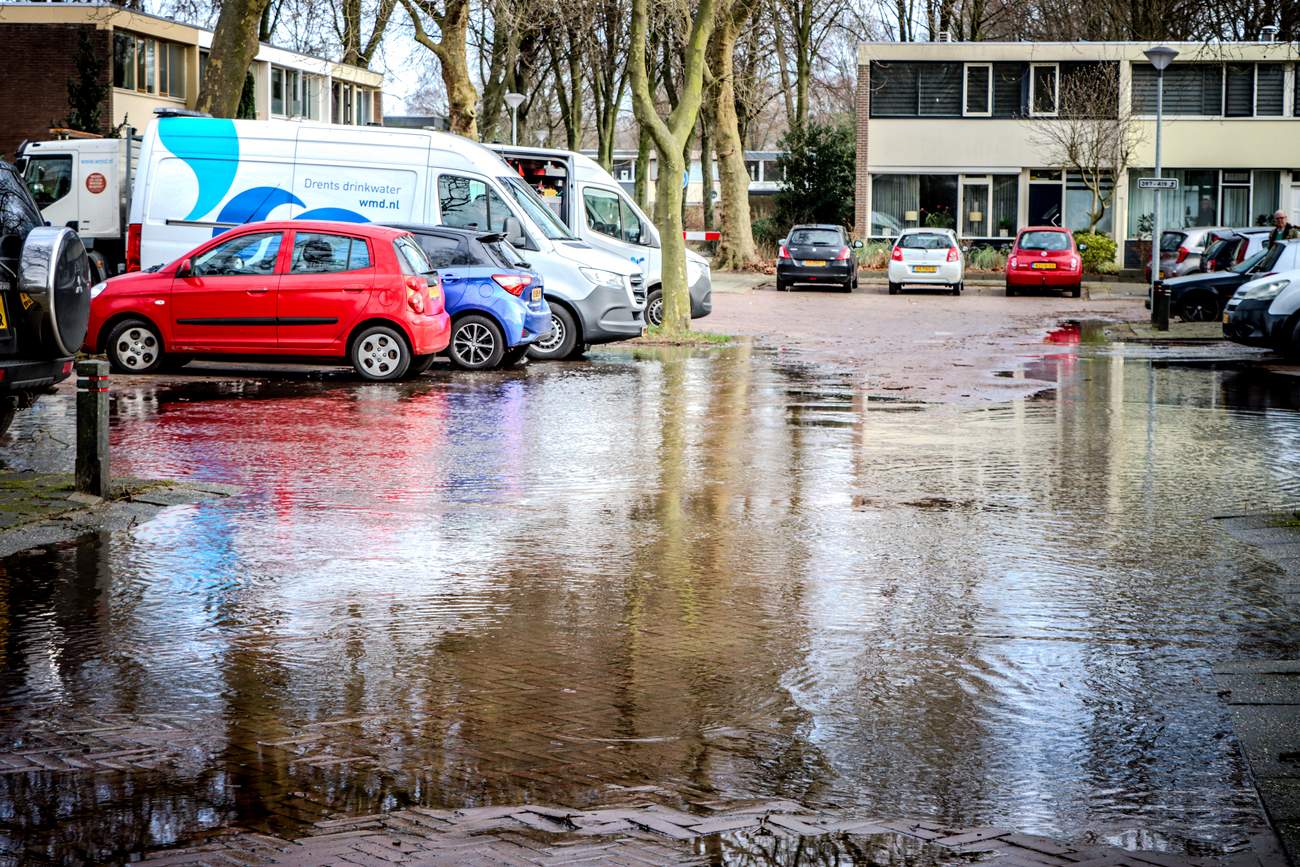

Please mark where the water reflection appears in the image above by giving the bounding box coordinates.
[0,346,1298,862]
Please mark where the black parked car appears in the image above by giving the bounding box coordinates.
[776,224,862,292]
[1166,240,1300,323]
[0,161,91,436]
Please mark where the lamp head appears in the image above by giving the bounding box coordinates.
[504,92,526,110]
[1144,45,1178,71]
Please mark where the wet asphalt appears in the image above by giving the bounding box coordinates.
[2,338,1300,863]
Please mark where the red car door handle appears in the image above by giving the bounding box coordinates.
[343,286,367,292]
[246,287,270,295]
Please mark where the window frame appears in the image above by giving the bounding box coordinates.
[1029,63,1059,117]
[962,62,993,117]
[582,186,626,242]
[189,231,286,278]
[285,231,372,275]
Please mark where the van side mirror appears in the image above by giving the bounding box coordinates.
[176,258,192,278]
[503,216,527,248]
[852,239,864,249]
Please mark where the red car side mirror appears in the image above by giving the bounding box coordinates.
[176,258,193,278]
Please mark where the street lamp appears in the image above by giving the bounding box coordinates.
[504,92,525,146]
[1145,45,1178,330]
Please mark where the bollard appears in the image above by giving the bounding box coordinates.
[75,359,110,497]
[1153,281,1171,332]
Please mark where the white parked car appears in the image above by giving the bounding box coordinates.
[1223,266,1300,356]
[887,228,964,295]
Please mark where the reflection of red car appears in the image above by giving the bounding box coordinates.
[84,221,451,381]
[1005,227,1083,298]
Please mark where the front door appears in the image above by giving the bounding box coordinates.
[579,184,660,281]
[1029,184,1063,226]
[170,230,285,351]
[277,230,377,353]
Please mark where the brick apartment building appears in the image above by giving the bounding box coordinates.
[0,3,384,159]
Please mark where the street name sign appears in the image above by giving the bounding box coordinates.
[1137,178,1179,190]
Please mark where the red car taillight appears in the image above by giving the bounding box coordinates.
[126,222,141,272]
[1009,255,1018,268]
[1068,255,1079,270]
[778,245,792,260]
[1175,246,1189,263]
[492,273,532,296]
[405,275,427,314]
[834,246,851,260]
[890,246,903,261]
[946,246,959,262]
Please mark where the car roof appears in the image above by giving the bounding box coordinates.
[790,224,843,231]
[898,227,953,234]
[1019,226,1070,233]
[232,220,410,239]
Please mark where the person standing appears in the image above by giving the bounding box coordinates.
[1268,209,1299,244]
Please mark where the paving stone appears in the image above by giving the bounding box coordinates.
[1216,673,1300,705]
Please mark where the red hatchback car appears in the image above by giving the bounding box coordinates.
[1005,227,1083,297]
[84,221,451,381]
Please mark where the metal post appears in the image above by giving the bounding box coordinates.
[75,360,110,497]
[511,107,518,146]
[1152,67,1169,330]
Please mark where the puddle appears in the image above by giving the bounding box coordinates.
[1,345,1299,861]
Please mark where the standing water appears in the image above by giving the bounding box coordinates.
[1,343,1297,862]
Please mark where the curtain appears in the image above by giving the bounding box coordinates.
[1253,171,1280,226]
[871,174,919,236]
[1221,186,1250,227]
[992,176,1018,236]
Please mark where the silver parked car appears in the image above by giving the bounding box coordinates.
[1147,226,1228,280]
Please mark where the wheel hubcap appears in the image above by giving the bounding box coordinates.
[359,333,401,375]
[115,327,158,370]
[453,322,496,366]
[647,296,663,328]
[535,315,565,353]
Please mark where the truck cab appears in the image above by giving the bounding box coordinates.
[17,134,140,282]
[489,145,711,327]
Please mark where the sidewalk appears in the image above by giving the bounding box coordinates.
[710,269,1147,299]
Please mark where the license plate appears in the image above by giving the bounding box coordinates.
[531,286,542,302]
[1032,262,1057,270]
[803,260,826,267]
[0,296,7,330]
[914,265,937,273]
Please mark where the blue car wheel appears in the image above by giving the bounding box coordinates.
[448,314,505,370]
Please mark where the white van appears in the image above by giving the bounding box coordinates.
[489,145,711,328]
[128,113,643,359]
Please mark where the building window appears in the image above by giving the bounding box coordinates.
[1225,64,1253,117]
[113,32,186,98]
[1030,64,1058,116]
[1127,169,1220,238]
[918,63,962,116]
[1222,170,1251,225]
[963,63,991,116]
[271,67,285,116]
[869,174,958,236]
[1064,172,1114,234]
[1253,170,1280,224]
[1255,64,1284,116]
[992,175,1018,237]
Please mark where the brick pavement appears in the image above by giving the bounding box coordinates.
[135,800,1279,866]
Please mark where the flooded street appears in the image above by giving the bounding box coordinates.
[3,338,1300,863]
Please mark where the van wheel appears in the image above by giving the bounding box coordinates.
[106,318,165,374]
[448,314,505,370]
[645,288,664,328]
[528,305,578,362]
[351,325,411,381]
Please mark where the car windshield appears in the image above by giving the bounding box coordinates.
[1018,231,1070,251]
[789,229,841,246]
[499,177,575,241]
[1160,231,1186,253]
[898,232,950,250]
[1236,242,1285,274]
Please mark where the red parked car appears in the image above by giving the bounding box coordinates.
[1005,227,1083,298]
[84,221,451,381]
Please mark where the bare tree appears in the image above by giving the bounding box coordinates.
[1027,64,1141,232]
[335,0,397,67]
[197,0,275,117]
[630,0,716,333]
[708,0,763,268]
[400,0,478,137]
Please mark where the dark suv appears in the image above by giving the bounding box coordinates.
[0,161,91,436]
[776,224,862,292]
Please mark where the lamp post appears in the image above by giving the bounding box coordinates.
[1145,45,1178,330]
[504,92,525,146]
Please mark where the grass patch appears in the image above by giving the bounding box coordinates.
[1269,511,1300,528]
[635,326,737,347]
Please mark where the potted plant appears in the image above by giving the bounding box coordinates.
[998,218,1011,238]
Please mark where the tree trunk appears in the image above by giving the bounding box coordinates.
[709,1,760,270]
[438,2,478,138]
[635,125,652,212]
[655,152,690,333]
[699,115,714,229]
[197,0,273,118]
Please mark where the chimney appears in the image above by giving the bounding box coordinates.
[1259,25,1279,42]
[936,30,953,42]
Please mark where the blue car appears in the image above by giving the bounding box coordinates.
[392,225,552,370]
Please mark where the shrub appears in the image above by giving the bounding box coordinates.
[752,216,783,247]
[774,120,855,229]
[1073,231,1117,273]
[967,245,1007,272]
[857,241,892,270]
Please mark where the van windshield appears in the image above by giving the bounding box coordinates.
[500,177,576,241]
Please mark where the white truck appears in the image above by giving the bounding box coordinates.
[488,145,711,328]
[16,132,142,284]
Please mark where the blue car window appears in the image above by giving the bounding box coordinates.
[416,234,475,268]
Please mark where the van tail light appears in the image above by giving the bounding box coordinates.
[946,246,959,262]
[491,273,532,296]
[126,222,141,272]
[890,246,903,261]
[834,246,851,260]
[778,245,792,260]
[405,275,427,315]
[1176,246,1189,263]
